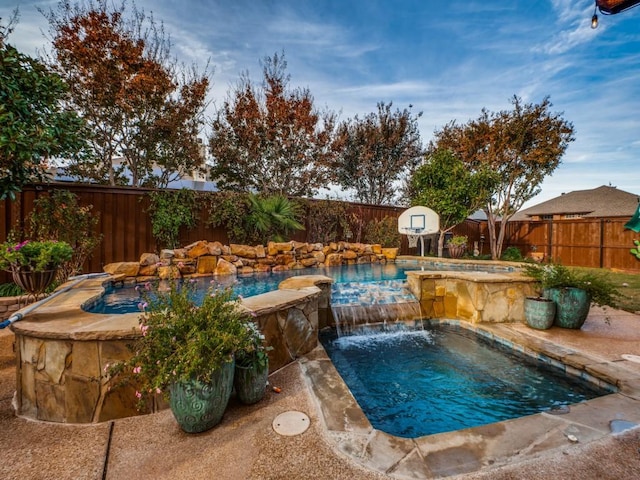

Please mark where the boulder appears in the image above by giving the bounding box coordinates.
[311,251,326,263]
[342,249,358,260]
[138,264,158,276]
[159,249,174,260]
[325,253,343,267]
[173,248,187,259]
[139,253,160,266]
[103,262,140,277]
[269,241,293,254]
[214,258,237,276]
[254,264,272,273]
[230,244,257,258]
[208,242,223,256]
[300,257,318,267]
[255,244,266,258]
[267,242,279,256]
[187,241,210,258]
[372,244,383,254]
[238,266,255,275]
[291,241,308,254]
[382,247,399,260]
[257,257,276,266]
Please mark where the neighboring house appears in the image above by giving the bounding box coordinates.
[511,185,640,221]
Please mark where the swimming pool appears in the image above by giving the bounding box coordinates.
[87,261,445,314]
[320,323,612,438]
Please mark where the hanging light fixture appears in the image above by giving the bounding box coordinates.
[591,3,599,28]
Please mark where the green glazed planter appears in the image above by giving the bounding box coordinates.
[234,362,269,405]
[544,287,591,329]
[169,360,235,433]
[524,297,556,330]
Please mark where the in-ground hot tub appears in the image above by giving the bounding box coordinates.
[10,275,328,423]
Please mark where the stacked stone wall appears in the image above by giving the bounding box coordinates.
[103,240,399,280]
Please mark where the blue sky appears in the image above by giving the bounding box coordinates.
[2,0,640,208]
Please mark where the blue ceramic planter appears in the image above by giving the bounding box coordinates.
[524,297,556,330]
[169,360,235,433]
[543,287,591,329]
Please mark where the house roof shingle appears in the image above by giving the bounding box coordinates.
[512,185,640,221]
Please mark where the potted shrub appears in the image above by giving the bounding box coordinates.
[0,239,73,295]
[523,263,619,329]
[446,235,467,259]
[111,280,255,433]
[234,320,272,405]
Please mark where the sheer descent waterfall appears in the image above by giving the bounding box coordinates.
[330,280,423,336]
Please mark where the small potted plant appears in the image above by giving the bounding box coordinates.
[111,280,256,433]
[446,235,468,259]
[0,239,73,295]
[234,320,272,405]
[523,263,619,329]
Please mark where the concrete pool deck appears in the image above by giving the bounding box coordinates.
[2,306,640,479]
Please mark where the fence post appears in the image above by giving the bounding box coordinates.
[600,219,605,268]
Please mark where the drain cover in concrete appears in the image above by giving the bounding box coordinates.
[273,411,310,436]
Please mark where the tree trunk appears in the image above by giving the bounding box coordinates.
[437,231,445,257]
[485,209,498,260]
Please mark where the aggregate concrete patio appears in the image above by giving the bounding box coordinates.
[2,307,640,479]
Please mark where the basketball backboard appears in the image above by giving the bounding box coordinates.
[397,206,439,235]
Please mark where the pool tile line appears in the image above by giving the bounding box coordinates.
[301,320,640,479]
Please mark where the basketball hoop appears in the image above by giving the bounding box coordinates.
[404,227,423,249]
[407,233,420,248]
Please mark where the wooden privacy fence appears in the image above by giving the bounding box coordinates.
[2,183,638,285]
[488,219,640,272]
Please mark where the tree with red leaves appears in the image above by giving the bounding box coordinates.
[209,52,336,198]
[44,0,209,187]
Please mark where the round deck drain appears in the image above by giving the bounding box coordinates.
[273,411,310,436]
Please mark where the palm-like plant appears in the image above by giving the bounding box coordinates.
[246,194,304,243]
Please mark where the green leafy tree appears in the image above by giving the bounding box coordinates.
[409,149,496,257]
[147,189,199,249]
[332,102,423,205]
[209,52,336,197]
[431,96,575,259]
[0,17,86,200]
[45,0,209,187]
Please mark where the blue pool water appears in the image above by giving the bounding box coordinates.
[320,324,610,438]
[87,262,423,314]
